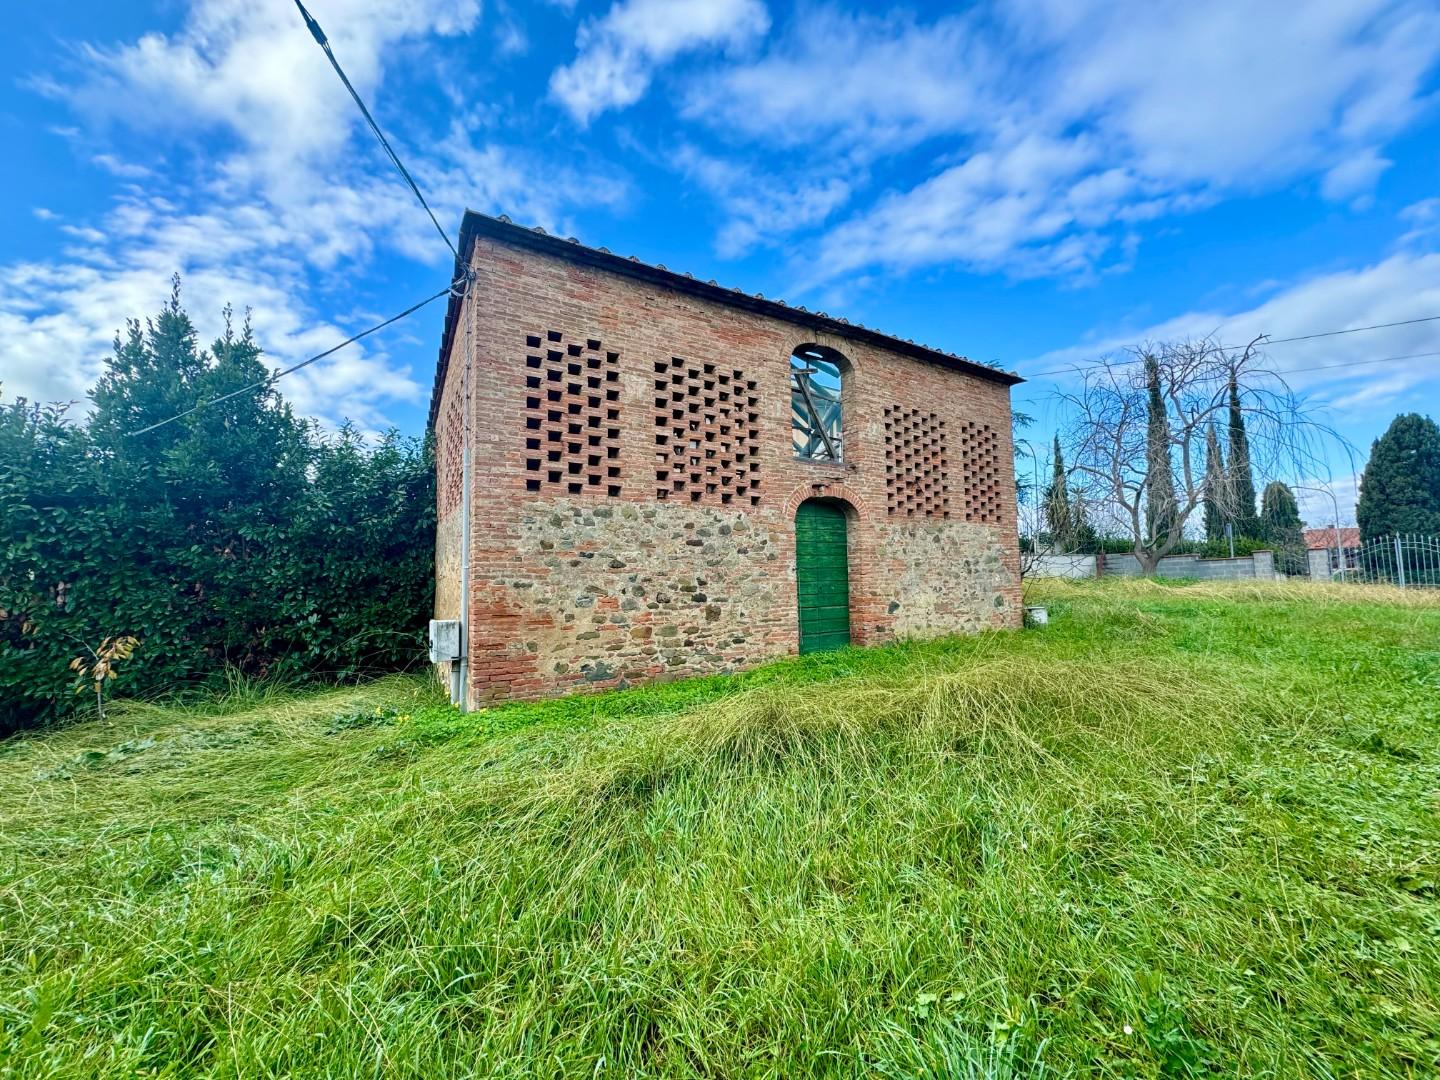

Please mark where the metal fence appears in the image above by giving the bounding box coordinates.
[1340,534,1440,588]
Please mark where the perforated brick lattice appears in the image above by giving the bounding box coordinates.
[653,357,762,506]
[958,420,1002,523]
[883,406,950,517]
[522,331,623,497]
[437,388,465,518]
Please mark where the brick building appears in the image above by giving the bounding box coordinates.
[430,212,1023,708]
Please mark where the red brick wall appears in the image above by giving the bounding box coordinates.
[438,235,1021,705]
[432,325,467,688]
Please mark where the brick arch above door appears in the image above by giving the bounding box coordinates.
[781,480,873,524]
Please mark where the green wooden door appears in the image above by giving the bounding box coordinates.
[795,500,851,653]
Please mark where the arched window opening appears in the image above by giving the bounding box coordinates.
[791,345,846,462]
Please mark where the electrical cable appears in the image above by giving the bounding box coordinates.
[125,283,457,437]
[125,4,475,440]
[1024,336,1440,380]
[1272,350,1440,377]
[1263,314,1440,345]
[292,0,460,264]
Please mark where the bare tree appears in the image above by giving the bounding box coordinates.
[1058,337,1339,575]
[1018,534,1047,579]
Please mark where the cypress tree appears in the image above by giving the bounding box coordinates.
[1260,481,1305,574]
[1144,354,1178,545]
[1044,434,1075,550]
[1356,413,1440,540]
[1203,421,1228,541]
[1227,372,1259,538]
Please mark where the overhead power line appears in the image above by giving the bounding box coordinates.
[1023,315,1440,380]
[1263,314,1440,345]
[126,283,458,437]
[126,4,478,440]
[292,0,460,264]
[1272,349,1440,377]
[1023,347,1440,385]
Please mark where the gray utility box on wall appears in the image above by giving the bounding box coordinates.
[428,619,462,663]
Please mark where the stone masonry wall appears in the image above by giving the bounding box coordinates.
[441,232,1022,705]
[873,520,1018,638]
[490,501,790,691]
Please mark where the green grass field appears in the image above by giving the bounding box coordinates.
[2,579,1438,1078]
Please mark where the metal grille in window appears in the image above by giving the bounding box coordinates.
[883,406,950,517]
[521,331,623,497]
[653,357,761,507]
[958,421,1002,523]
[791,347,842,461]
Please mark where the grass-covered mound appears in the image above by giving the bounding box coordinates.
[2,579,1438,1077]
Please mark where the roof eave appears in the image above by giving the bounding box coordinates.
[429,210,1022,430]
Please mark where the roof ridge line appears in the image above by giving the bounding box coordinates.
[428,210,1021,430]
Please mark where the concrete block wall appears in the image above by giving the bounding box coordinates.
[1030,554,1098,579]
[1098,550,1279,581]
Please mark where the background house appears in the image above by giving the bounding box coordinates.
[1304,526,1361,576]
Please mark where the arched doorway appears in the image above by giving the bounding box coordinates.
[795,499,852,653]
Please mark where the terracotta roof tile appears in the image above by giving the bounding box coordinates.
[1303,527,1361,550]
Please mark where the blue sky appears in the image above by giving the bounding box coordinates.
[4,0,1439,525]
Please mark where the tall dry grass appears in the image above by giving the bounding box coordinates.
[1,581,1436,1077]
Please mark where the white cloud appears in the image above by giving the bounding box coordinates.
[674,145,851,257]
[1293,475,1359,527]
[1014,250,1440,525]
[63,0,482,179]
[494,21,528,57]
[690,0,1440,281]
[1323,370,1424,413]
[38,0,518,272]
[0,191,423,431]
[686,7,999,152]
[5,0,629,432]
[1320,147,1392,202]
[800,134,1135,284]
[0,123,628,430]
[1399,198,1440,250]
[550,0,769,124]
[91,153,155,179]
[59,224,106,244]
[1008,0,1436,189]
[1023,251,1440,427]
